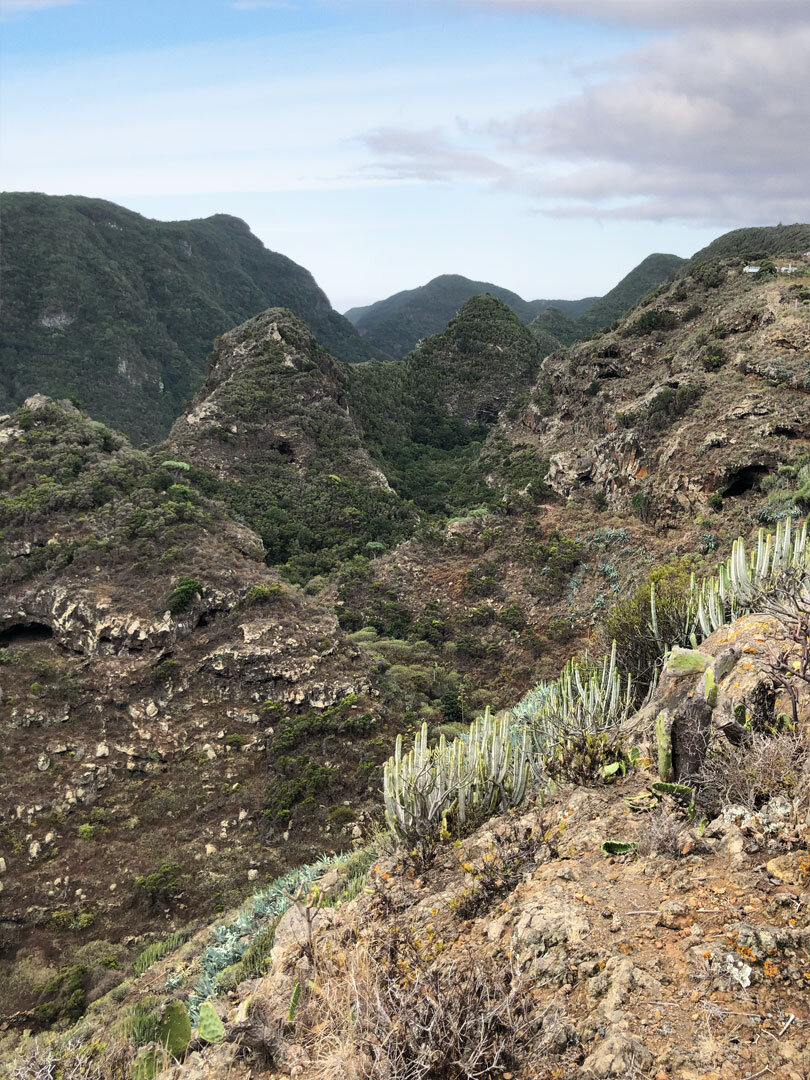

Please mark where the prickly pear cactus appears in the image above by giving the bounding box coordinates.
[157,1000,191,1058]
[131,1048,160,1080]
[197,1000,225,1044]
[655,711,673,782]
[666,648,712,675]
[601,840,638,856]
[703,666,718,708]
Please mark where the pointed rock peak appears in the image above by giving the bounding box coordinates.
[203,307,344,389]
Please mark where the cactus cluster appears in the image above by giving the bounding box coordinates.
[691,520,808,639]
[514,642,634,770]
[383,709,530,842]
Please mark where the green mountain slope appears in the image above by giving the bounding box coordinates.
[0,193,380,443]
[572,253,686,336]
[349,296,545,512]
[345,273,597,360]
[529,306,580,349]
[688,222,810,264]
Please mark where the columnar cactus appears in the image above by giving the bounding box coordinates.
[513,642,634,774]
[382,709,530,842]
[692,520,808,639]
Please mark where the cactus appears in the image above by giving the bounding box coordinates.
[383,709,530,842]
[131,1048,161,1080]
[655,712,673,782]
[692,520,809,639]
[703,666,718,708]
[514,642,634,764]
[601,840,638,856]
[666,647,712,674]
[157,1000,191,1059]
[625,792,659,812]
[288,981,301,1024]
[652,780,696,818]
[197,1000,225,1044]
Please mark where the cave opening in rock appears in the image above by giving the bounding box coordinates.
[476,402,499,424]
[722,465,770,497]
[0,622,54,647]
[274,439,295,460]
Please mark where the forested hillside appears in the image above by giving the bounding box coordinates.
[0,194,382,442]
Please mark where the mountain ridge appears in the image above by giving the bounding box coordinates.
[0,193,386,444]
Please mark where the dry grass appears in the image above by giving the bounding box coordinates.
[249,916,539,1080]
[636,809,692,858]
[8,1036,134,1080]
[697,727,810,816]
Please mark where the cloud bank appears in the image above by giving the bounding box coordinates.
[363,6,810,225]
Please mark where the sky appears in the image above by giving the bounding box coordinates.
[1,0,809,312]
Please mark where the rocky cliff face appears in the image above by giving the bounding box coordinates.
[494,255,810,526]
[0,395,393,997]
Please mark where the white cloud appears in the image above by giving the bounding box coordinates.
[362,19,810,226]
[442,0,810,29]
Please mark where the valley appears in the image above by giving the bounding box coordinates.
[1,211,809,1079]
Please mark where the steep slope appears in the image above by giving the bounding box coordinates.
[165,308,415,582]
[690,221,810,264]
[493,249,810,526]
[572,252,686,337]
[0,394,401,1017]
[345,272,597,360]
[0,193,380,443]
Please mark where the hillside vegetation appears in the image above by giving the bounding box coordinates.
[345,272,597,360]
[2,222,810,1079]
[0,193,380,443]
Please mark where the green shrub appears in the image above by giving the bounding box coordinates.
[33,964,89,1026]
[627,308,679,336]
[166,577,201,615]
[135,863,183,907]
[327,804,357,827]
[631,491,652,521]
[702,345,727,371]
[601,560,695,690]
[247,583,283,604]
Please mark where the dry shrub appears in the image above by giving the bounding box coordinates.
[636,809,692,858]
[697,727,810,815]
[284,921,537,1080]
[8,1036,132,1080]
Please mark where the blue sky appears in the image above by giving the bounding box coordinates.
[2,0,808,311]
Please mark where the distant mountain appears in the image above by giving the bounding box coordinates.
[0,193,382,443]
[572,253,686,337]
[528,306,580,351]
[344,273,598,360]
[688,223,810,264]
[345,255,687,362]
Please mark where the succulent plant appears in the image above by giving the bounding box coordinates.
[197,1000,225,1044]
[383,709,530,842]
[157,1000,191,1059]
[601,840,638,856]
